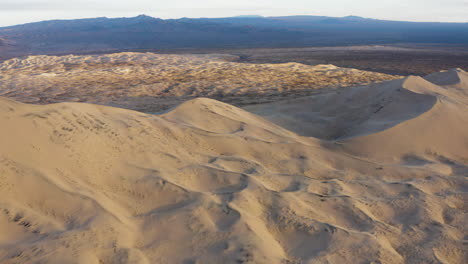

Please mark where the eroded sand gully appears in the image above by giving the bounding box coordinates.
[0,53,467,264]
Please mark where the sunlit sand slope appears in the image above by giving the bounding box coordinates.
[0,89,466,263]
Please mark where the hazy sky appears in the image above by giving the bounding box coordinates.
[0,0,467,26]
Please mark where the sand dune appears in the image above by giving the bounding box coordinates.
[424,68,468,88]
[0,52,398,112]
[247,70,468,161]
[246,76,438,139]
[0,68,467,263]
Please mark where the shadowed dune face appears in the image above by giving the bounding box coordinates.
[424,68,468,93]
[424,68,467,84]
[0,52,399,112]
[335,71,468,162]
[247,69,468,161]
[0,82,467,263]
[246,76,439,139]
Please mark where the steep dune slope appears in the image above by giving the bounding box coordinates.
[339,92,468,162]
[338,71,468,162]
[0,96,466,263]
[247,69,468,163]
[424,68,468,88]
[246,76,437,139]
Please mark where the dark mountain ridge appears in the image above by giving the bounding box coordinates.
[0,15,467,57]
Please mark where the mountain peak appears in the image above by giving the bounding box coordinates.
[134,14,156,20]
[342,15,367,20]
[233,15,264,18]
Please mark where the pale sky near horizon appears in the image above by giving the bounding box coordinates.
[0,0,467,27]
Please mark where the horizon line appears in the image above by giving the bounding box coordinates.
[1,14,468,28]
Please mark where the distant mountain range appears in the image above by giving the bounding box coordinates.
[0,15,467,57]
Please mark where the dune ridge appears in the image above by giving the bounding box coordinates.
[0,67,467,263]
[247,69,468,161]
[424,68,468,88]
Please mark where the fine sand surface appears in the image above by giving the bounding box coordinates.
[0,52,398,112]
[0,68,467,263]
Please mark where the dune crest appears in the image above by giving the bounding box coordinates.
[247,71,468,162]
[338,70,468,162]
[246,76,438,138]
[424,68,468,88]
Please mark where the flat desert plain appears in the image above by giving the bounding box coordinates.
[0,53,466,264]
